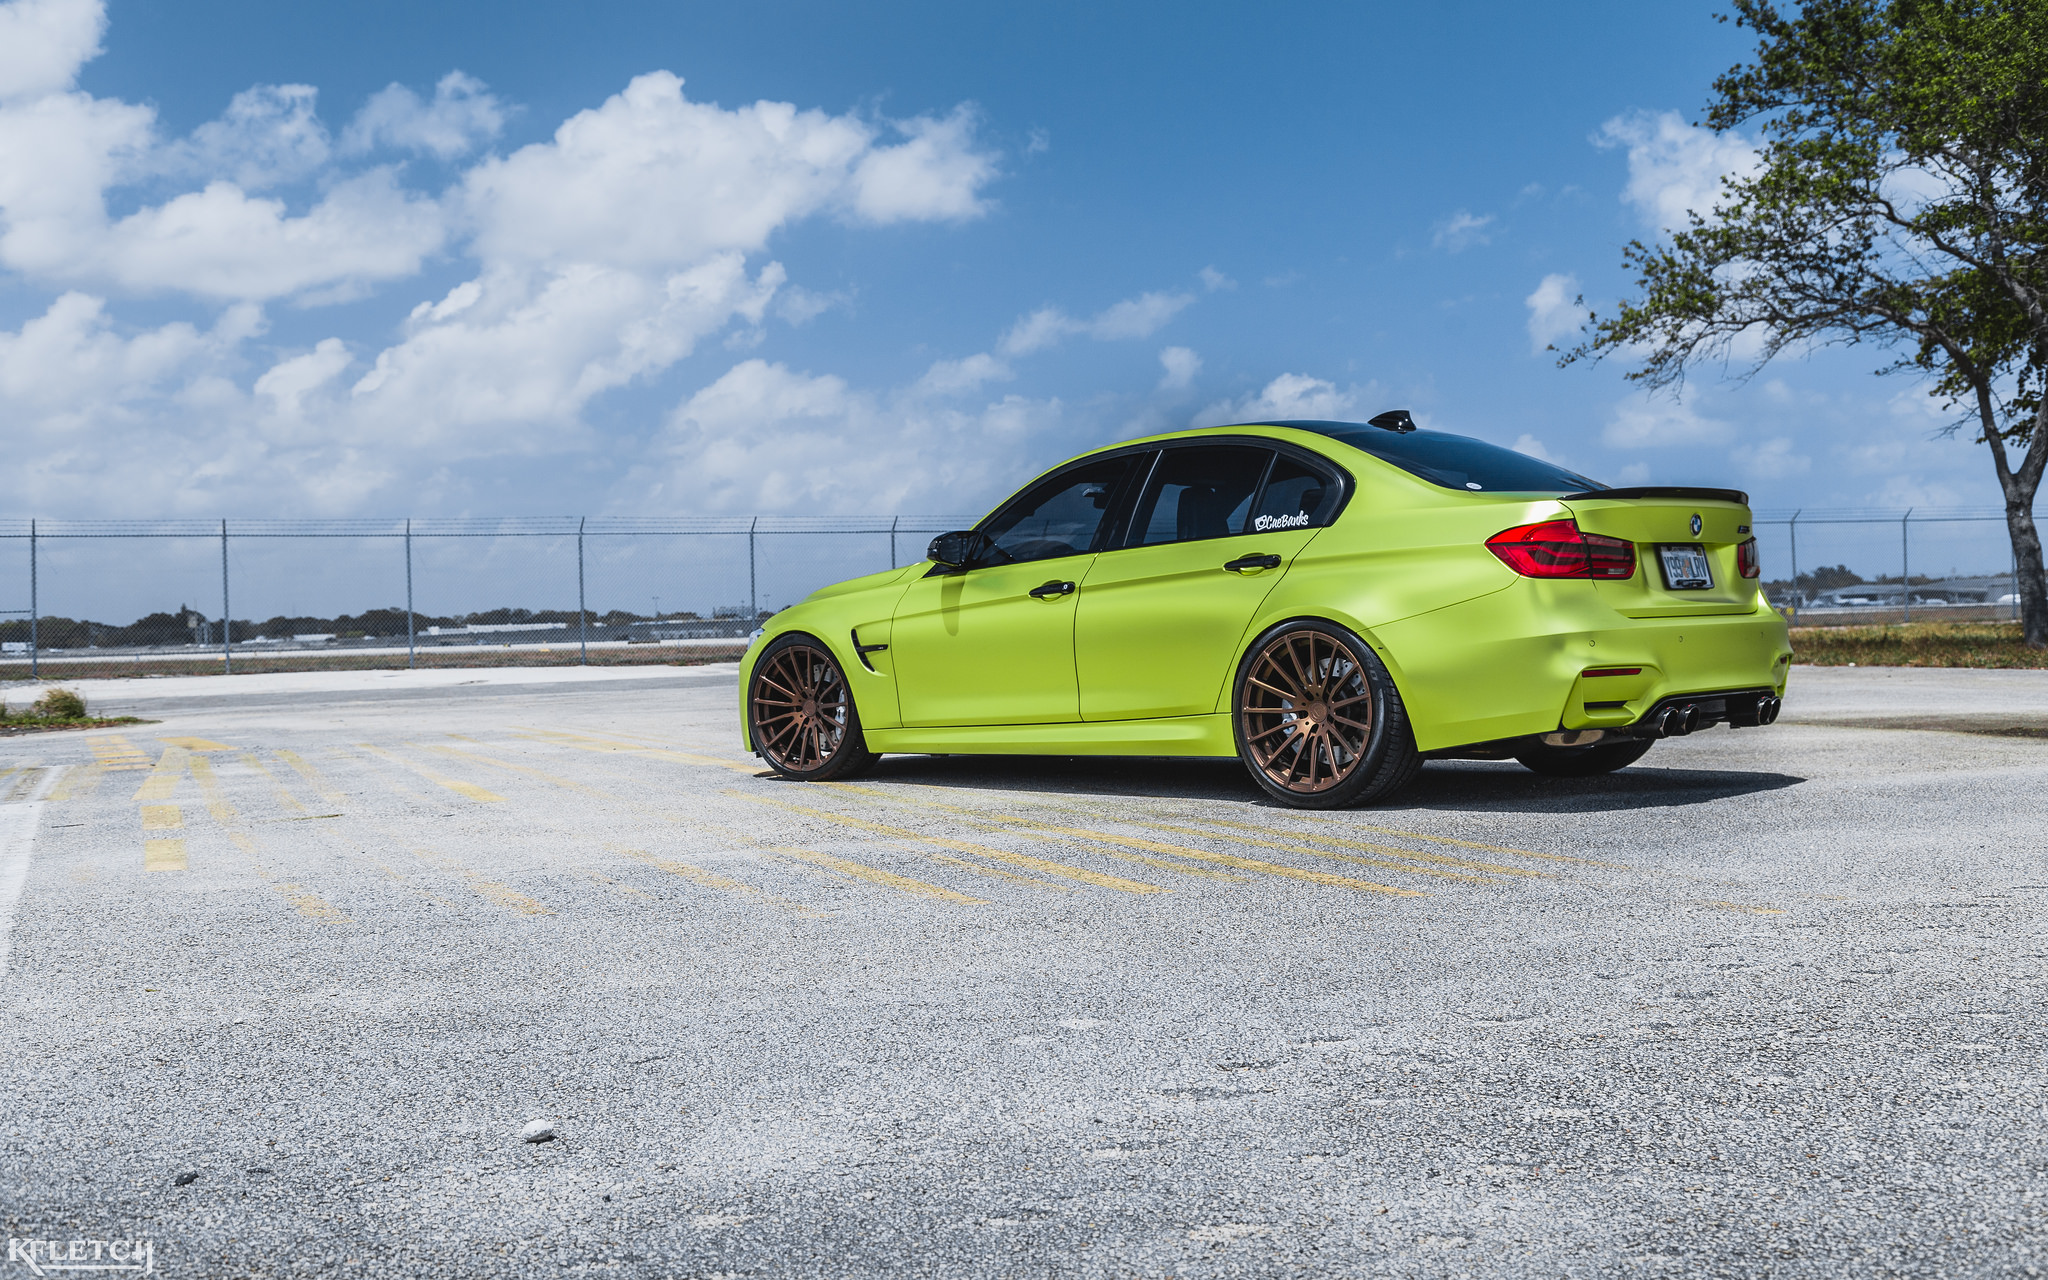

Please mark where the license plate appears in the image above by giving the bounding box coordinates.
[1658,544,1713,590]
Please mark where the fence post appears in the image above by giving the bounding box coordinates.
[1787,509,1800,611]
[28,519,37,682]
[1900,508,1912,624]
[749,516,758,620]
[220,519,231,674]
[890,515,899,570]
[577,516,588,666]
[405,518,416,670]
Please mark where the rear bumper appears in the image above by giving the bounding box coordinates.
[1369,579,1793,752]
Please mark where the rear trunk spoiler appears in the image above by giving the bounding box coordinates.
[1564,486,1750,504]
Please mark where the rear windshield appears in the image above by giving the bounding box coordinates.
[1285,423,1606,494]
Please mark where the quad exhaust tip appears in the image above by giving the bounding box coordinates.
[1654,704,1700,738]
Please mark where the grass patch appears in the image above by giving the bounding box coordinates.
[0,687,152,735]
[1792,620,2048,668]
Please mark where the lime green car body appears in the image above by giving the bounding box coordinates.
[737,422,1792,760]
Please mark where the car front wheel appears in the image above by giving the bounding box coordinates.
[748,634,877,781]
[1232,619,1421,809]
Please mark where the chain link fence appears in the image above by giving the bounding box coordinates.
[0,504,2034,680]
[0,517,974,679]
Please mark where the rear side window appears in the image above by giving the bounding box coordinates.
[1249,455,1336,531]
[1309,426,1605,493]
[981,455,1140,563]
[1127,446,1271,546]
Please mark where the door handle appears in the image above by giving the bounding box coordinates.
[1028,579,1077,599]
[1223,553,1283,574]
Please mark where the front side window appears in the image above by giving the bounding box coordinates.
[1126,446,1273,546]
[980,455,1139,564]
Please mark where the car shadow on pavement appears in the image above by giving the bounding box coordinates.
[858,754,1804,812]
[1395,761,1806,813]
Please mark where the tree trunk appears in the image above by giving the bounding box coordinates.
[2004,490,2048,648]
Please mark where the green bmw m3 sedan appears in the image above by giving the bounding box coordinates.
[738,415,1793,808]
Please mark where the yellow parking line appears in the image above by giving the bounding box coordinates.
[728,790,1064,893]
[783,790,1166,895]
[132,746,189,802]
[237,752,309,814]
[763,844,987,905]
[224,830,349,923]
[424,742,618,802]
[353,744,504,803]
[185,757,238,825]
[1143,819,1491,883]
[411,848,554,915]
[140,805,182,832]
[48,762,105,802]
[159,737,232,752]
[1332,820,1622,868]
[275,749,347,805]
[823,783,1418,896]
[1007,821,1424,896]
[614,846,825,916]
[143,838,186,872]
[511,728,762,774]
[1191,817,1547,880]
[829,785,1248,882]
[423,738,967,909]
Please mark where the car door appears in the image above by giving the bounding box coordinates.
[1074,444,1343,721]
[892,453,1145,727]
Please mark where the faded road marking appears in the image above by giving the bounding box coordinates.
[140,805,182,832]
[144,838,187,872]
[354,744,505,804]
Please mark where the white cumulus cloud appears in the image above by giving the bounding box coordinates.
[1596,109,1759,233]
[0,0,101,101]
[341,71,504,159]
[1193,373,1381,427]
[1157,346,1200,392]
[999,290,1191,355]
[1432,209,1494,252]
[1603,392,1732,448]
[1524,272,1584,353]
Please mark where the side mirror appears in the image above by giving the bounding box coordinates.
[927,530,991,568]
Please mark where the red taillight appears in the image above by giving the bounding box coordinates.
[1737,537,1760,579]
[1485,519,1636,580]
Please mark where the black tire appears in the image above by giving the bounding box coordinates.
[748,633,878,781]
[1513,736,1654,777]
[1232,618,1422,809]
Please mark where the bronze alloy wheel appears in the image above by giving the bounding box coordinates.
[751,641,856,774]
[1239,628,1373,794]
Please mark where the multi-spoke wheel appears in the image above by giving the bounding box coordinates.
[748,634,877,781]
[1232,620,1420,809]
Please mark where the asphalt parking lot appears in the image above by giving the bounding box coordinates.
[1,664,2043,1279]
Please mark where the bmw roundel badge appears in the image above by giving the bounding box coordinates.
[1690,513,1704,536]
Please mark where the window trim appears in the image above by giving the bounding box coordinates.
[1112,437,1352,551]
[925,446,1155,576]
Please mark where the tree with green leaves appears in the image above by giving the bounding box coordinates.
[1564,0,2048,646]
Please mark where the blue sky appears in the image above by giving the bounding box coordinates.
[0,0,2015,551]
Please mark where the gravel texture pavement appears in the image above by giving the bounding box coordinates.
[0,663,2042,1278]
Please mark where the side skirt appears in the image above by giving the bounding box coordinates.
[865,714,1237,758]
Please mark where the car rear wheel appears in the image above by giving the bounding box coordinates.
[1513,737,1653,777]
[1233,619,1421,809]
[749,635,877,781]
